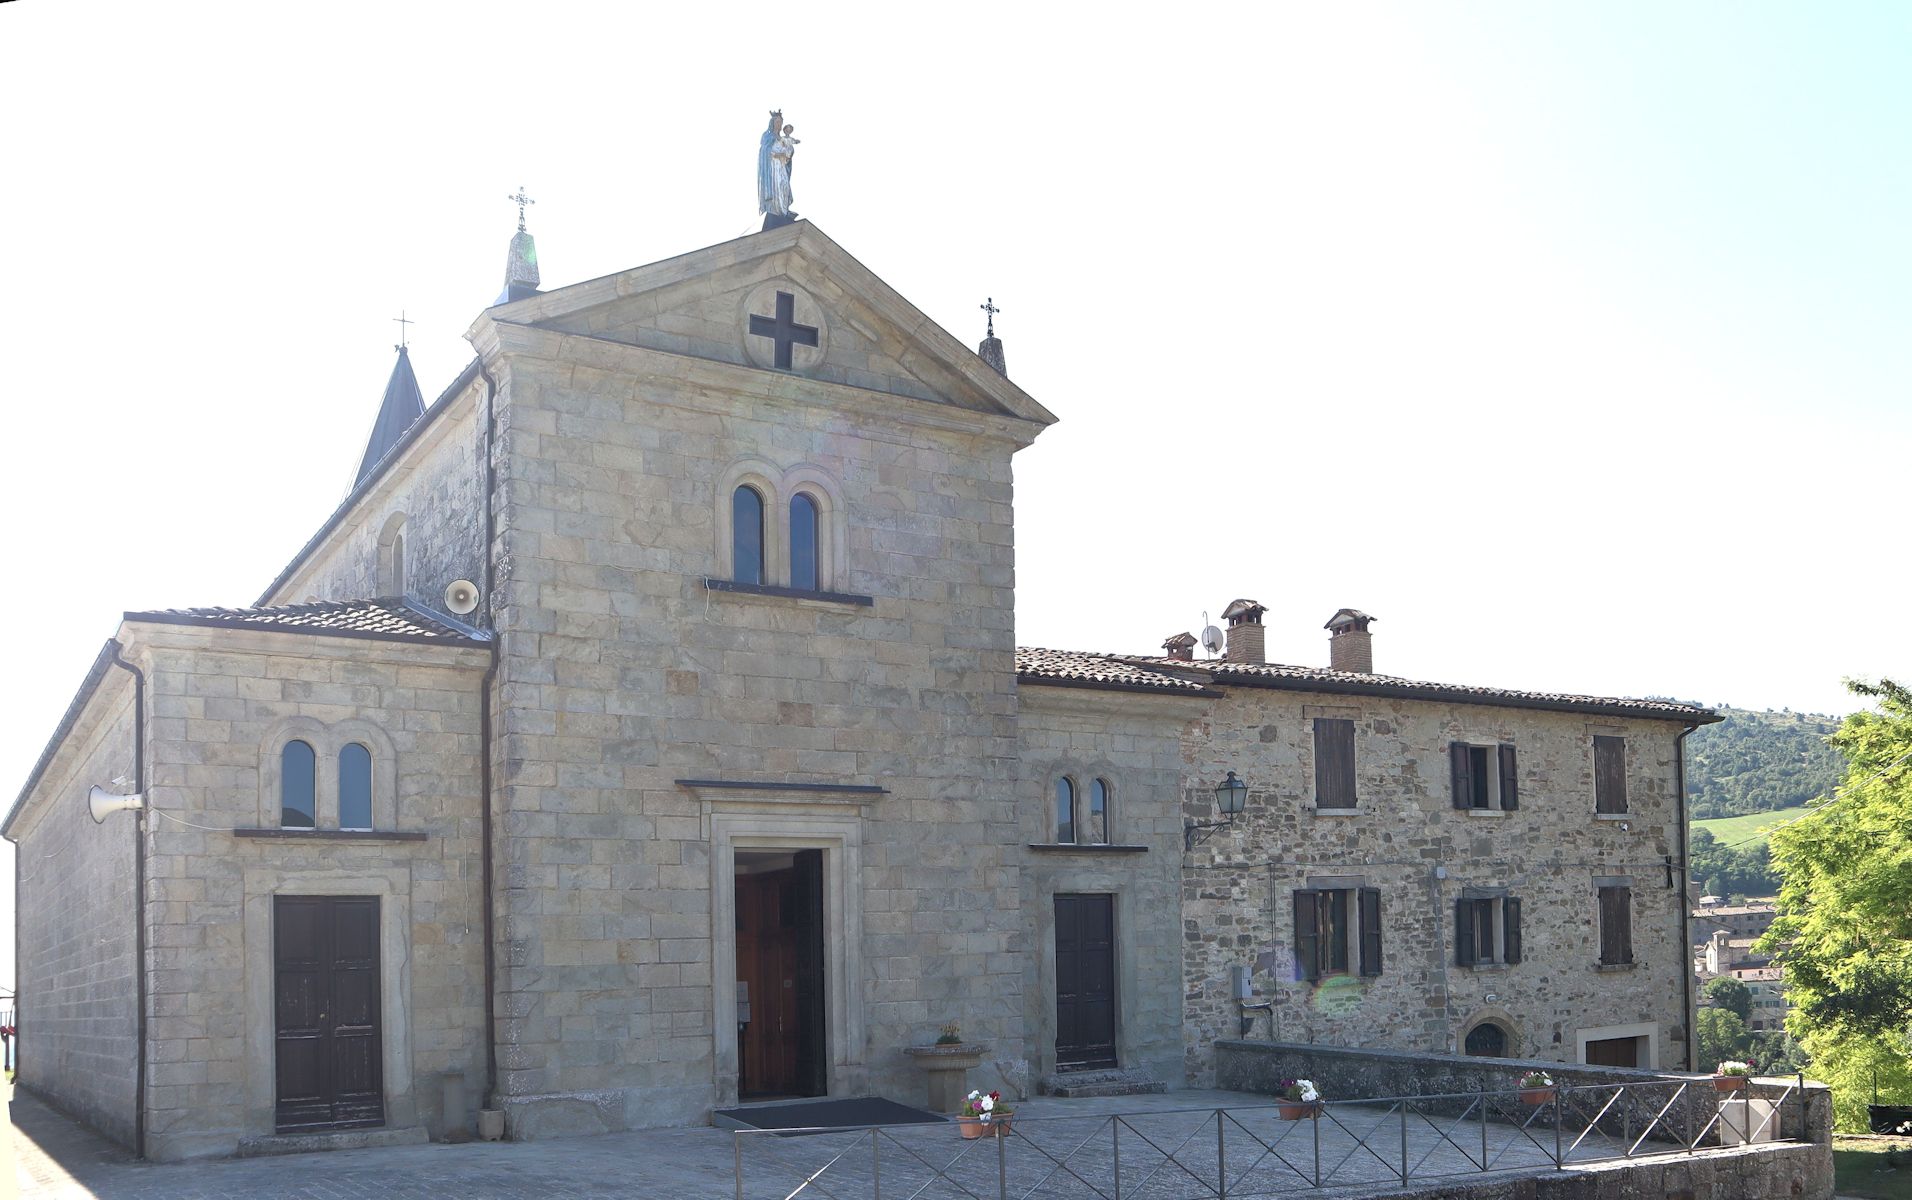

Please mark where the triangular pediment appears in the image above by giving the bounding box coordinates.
[482,222,1054,426]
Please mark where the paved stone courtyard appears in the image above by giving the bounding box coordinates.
[4,1078,1796,1200]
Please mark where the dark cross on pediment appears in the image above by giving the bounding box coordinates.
[748,290,819,369]
[980,296,1000,338]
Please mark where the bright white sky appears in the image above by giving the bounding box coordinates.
[2,2,1908,991]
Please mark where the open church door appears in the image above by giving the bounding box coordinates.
[792,849,827,1097]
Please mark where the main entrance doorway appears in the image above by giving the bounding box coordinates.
[735,850,826,1099]
[273,895,384,1131]
[1054,893,1117,1070]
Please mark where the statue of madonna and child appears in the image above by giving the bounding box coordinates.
[757,110,800,229]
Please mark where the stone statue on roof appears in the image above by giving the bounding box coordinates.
[757,110,800,229]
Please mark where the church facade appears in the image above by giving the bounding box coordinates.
[5,219,1716,1160]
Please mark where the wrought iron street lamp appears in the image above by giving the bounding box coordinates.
[1185,771,1248,850]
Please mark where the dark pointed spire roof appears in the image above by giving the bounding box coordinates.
[354,346,426,487]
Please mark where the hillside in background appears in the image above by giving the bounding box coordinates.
[1687,706,1845,820]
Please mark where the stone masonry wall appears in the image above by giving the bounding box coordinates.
[1015,687,1208,1085]
[134,626,489,1160]
[481,314,1037,1134]
[263,380,484,609]
[12,670,140,1149]
[1180,689,1692,1084]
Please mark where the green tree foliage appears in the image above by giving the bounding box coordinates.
[1764,679,1912,1130]
[1690,827,1780,897]
[1704,976,1753,1022]
[1696,1007,1752,1069]
[1688,706,1845,820]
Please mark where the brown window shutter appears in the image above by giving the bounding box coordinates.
[1326,889,1350,974]
[1594,736,1628,814]
[1450,742,1472,810]
[1616,887,1633,964]
[1504,897,1522,964]
[1455,896,1476,966]
[1315,719,1356,808]
[1294,891,1320,981]
[1498,744,1519,810]
[1359,887,1383,977]
[1598,886,1625,964]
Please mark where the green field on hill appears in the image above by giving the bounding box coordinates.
[1693,803,1816,847]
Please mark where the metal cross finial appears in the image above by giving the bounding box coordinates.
[393,310,413,352]
[980,297,1000,338]
[507,186,535,232]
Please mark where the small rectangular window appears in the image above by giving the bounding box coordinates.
[1314,719,1356,809]
[1456,894,1520,966]
[1295,886,1378,981]
[1594,736,1628,814]
[1451,742,1518,810]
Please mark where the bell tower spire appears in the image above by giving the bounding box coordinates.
[497,186,541,305]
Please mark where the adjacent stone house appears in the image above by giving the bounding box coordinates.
[5,218,1716,1160]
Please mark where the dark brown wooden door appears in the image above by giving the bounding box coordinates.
[275,896,384,1131]
[735,853,826,1098]
[1055,894,1117,1070]
[1584,1036,1641,1068]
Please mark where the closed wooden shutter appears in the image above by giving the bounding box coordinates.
[1594,736,1628,814]
[1598,886,1634,964]
[1498,744,1519,810]
[1504,898,1522,964]
[1455,897,1476,966]
[1294,891,1320,981]
[1315,719,1357,808]
[1359,887,1383,977]
[1450,742,1473,810]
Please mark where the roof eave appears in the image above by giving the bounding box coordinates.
[122,611,489,650]
[4,640,124,841]
[1186,669,1719,724]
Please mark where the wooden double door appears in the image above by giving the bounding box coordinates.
[1055,894,1117,1071]
[274,895,384,1131]
[735,850,826,1098]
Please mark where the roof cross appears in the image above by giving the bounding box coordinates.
[393,310,413,351]
[980,296,1000,338]
[507,186,535,231]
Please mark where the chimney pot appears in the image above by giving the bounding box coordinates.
[1162,632,1197,661]
[1220,598,1266,665]
[1325,608,1375,673]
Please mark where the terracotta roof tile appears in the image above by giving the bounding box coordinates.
[124,598,488,647]
[1015,648,1214,694]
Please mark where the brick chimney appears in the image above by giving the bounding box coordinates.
[1325,608,1375,673]
[1162,632,1197,661]
[1221,599,1267,665]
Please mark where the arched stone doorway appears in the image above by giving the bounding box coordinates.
[1464,1020,1510,1057]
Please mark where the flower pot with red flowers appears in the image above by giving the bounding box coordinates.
[958,1090,1014,1138]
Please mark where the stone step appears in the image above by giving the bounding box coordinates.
[1038,1069,1169,1098]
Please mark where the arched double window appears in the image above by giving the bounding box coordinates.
[281,740,317,829]
[1054,777,1112,845]
[732,485,766,586]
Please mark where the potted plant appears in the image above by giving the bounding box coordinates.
[935,1023,964,1047]
[1276,1078,1321,1120]
[1714,1061,1753,1092]
[958,1089,1015,1138]
[1517,1070,1555,1105]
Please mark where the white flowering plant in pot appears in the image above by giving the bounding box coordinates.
[1279,1078,1321,1104]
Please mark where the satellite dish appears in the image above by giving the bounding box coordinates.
[444,579,481,616]
[1201,625,1225,656]
[88,785,144,824]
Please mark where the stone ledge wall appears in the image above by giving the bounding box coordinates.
[1345,1141,1829,1200]
[1216,1041,1831,1144]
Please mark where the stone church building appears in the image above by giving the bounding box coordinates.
[5,216,1717,1160]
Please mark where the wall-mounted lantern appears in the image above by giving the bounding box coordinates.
[1185,771,1248,850]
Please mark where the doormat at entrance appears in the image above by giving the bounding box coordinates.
[714,1096,946,1135]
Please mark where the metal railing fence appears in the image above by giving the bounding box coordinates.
[732,1076,1806,1200]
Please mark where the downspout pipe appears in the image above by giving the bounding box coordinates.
[105,644,147,1159]
[476,360,501,1112]
[1674,721,1697,1071]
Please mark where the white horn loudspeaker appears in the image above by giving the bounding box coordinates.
[444,579,480,616]
[88,785,145,824]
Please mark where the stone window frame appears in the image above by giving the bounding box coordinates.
[377,511,408,596]
[1590,727,1630,818]
[1306,706,1360,813]
[1449,739,1520,815]
[1595,875,1635,967]
[1046,762,1118,847]
[1293,875,1382,982]
[259,716,398,832]
[715,459,848,594]
[1455,886,1523,968]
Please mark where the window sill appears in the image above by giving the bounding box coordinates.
[1313,807,1360,817]
[1028,843,1148,854]
[1594,961,1638,972]
[1467,962,1509,972]
[1593,813,1632,822]
[701,577,874,607]
[233,828,428,842]
[1465,809,1510,818]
